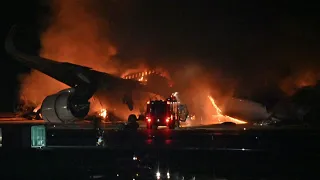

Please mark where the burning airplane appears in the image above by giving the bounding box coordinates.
[6,25,276,126]
[5,25,164,124]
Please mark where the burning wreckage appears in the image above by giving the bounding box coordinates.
[5,25,189,126]
[14,102,108,122]
[5,26,228,125]
[14,70,172,122]
[6,25,318,127]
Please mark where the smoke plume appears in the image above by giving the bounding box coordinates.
[17,0,320,121]
[169,62,237,124]
[19,0,119,110]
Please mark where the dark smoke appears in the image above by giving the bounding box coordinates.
[106,0,320,99]
[19,0,320,113]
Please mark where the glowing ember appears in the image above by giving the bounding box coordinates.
[33,104,41,113]
[99,109,107,119]
[138,75,147,82]
[208,95,247,124]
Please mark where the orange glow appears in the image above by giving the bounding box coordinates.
[98,109,107,119]
[166,117,170,122]
[33,104,41,113]
[138,76,146,82]
[120,65,149,78]
[280,70,320,95]
[121,68,173,86]
[18,0,119,111]
[208,95,247,124]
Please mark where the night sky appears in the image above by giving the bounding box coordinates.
[1,0,319,112]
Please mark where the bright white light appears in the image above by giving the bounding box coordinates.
[133,156,137,160]
[167,172,170,179]
[99,109,107,119]
[156,172,161,179]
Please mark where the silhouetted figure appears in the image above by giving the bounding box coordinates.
[125,114,139,130]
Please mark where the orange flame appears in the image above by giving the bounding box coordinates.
[99,109,107,119]
[18,0,119,110]
[122,68,173,87]
[33,104,41,113]
[208,95,247,124]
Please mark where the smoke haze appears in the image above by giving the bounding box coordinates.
[17,0,320,115]
[19,0,119,109]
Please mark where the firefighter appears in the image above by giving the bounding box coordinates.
[125,114,139,130]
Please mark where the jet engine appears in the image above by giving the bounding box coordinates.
[41,88,90,123]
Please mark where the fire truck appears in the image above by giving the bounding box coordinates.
[145,95,188,129]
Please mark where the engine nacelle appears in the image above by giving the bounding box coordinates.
[41,88,90,123]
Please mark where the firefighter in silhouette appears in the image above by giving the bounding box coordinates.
[125,114,139,130]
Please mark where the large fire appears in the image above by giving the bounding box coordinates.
[208,95,247,124]
[19,0,118,114]
[16,1,251,124]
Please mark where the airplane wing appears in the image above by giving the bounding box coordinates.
[5,25,161,113]
[5,25,97,88]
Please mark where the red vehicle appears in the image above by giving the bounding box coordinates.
[145,100,180,129]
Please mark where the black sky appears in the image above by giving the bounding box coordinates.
[1,0,319,111]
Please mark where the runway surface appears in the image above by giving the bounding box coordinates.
[0,117,319,180]
[0,116,316,131]
[0,115,246,129]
